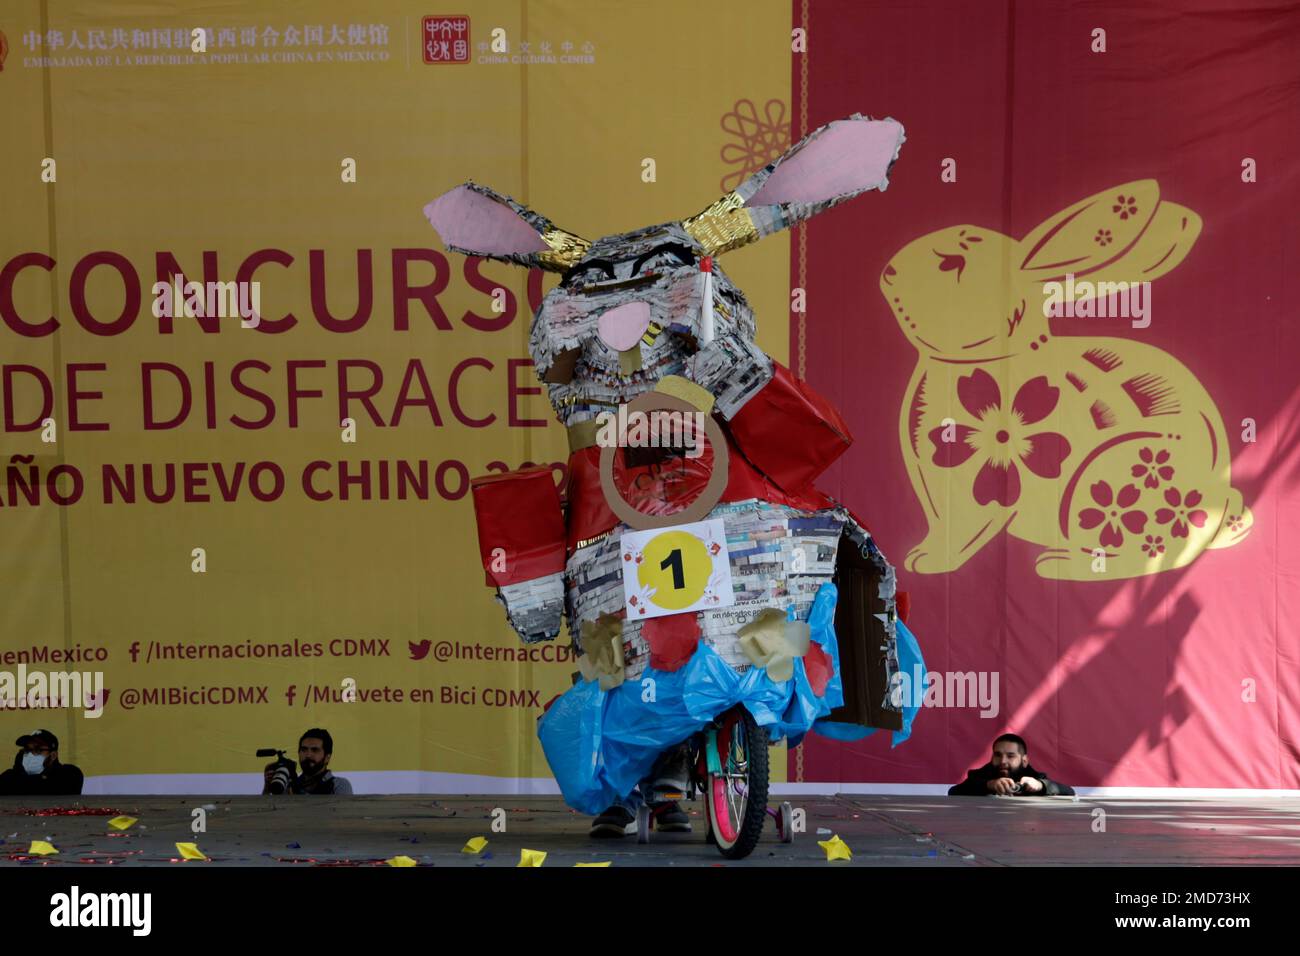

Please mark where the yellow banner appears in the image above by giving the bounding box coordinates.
[0,0,791,790]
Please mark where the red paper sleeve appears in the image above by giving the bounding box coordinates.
[469,466,566,587]
[725,361,853,493]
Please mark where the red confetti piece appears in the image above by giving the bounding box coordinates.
[271,856,391,867]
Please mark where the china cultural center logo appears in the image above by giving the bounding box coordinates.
[423,15,468,63]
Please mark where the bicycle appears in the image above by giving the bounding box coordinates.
[634,704,795,859]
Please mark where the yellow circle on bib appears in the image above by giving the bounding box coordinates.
[637,530,712,610]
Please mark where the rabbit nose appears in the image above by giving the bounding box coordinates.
[881,264,897,285]
[597,301,652,351]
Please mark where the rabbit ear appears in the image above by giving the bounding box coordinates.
[423,182,591,273]
[682,114,905,257]
[1018,180,1200,287]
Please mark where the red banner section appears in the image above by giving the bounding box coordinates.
[793,0,1300,789]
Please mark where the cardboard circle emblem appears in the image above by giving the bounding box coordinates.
[598,392,729,530]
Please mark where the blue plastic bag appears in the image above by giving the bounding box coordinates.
[537,582,922,814]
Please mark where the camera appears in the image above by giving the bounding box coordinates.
[257,748,296,794]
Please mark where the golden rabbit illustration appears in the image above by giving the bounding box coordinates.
[880,180,1251,581]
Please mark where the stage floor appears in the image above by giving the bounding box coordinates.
[4,794,1300,867]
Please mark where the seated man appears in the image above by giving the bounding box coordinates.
[262,728,353,795]
[0,730,84,796]
[590,743,693,837]
[948,733,1074,796]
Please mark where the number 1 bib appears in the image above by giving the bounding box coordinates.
[620,518,734,620]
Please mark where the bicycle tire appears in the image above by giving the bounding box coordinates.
[706,705,769,860]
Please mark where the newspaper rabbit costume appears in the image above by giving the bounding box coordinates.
[425,114,924,813]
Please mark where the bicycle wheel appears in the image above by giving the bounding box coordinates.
[705,705,769,859]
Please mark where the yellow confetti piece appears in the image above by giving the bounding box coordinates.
[461,836,488,854]
[818,835,852,862]
[108,816,137,831]
[574,861,612,867]
[517,848,547,867]
[28,840,58,856]
[174,842,209,861]
[385,855,417,867]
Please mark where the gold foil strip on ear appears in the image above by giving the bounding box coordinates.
[683,192,760,257]
[537,226,592,271]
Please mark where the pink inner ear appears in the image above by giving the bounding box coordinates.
[423,185,549,256]
[747,119,902,207]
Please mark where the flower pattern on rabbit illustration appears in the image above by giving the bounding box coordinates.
[882,180,1252,581]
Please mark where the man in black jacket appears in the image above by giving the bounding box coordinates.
[0,730,85,796]
[948,733,1074,796]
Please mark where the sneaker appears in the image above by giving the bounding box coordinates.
[589,805,636,838]
[650,801,692,833]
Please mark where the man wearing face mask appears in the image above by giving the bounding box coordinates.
[261,728,353,795]
[0,730,85,796]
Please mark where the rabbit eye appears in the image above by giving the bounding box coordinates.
[934,251,966,280]
[631,243,696,275]
[563,260,616,288]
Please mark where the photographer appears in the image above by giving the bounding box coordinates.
[262,728,353,795]
[0,730,84,796]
